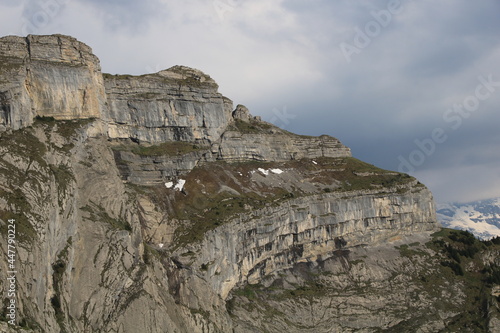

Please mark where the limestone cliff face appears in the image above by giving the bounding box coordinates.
[2,34,495,333]
[181,185,436,299]
[103,67,234,143]
[0,35,234,144]
[0,35,106,129]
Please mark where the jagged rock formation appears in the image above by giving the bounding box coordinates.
[0,34,498,333]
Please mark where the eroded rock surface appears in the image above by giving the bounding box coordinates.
[0,34,497,333]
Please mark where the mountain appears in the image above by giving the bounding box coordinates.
[0,34,499,333]
[437,198,500,240]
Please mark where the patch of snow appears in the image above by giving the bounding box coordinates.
[165,182,174,189]
[312,161,318,165]
[270,168,283,174]
[174,179,186,191]
[437,198,500,240]
[258,168,269,176]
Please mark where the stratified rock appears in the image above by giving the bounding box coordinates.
[2,34,491,333]
[103,66,234,143]
[0,35,106,129]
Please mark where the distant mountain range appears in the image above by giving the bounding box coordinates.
[437,198,500,240]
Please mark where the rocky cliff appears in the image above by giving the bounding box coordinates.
[0,35,106,129]
[0,34,498,333]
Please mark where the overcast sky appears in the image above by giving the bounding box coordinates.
[1,0,499,204]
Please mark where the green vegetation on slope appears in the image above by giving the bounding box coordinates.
[149,161,295,249]
[226,229,500,332]
[81,202,132,232]
[326,157,415,191]
[0,119,89,243]
[227,118,275,134]
[0,127,49,242]
[131,157,419,250]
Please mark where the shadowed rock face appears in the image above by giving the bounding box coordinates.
[2,34,487,333]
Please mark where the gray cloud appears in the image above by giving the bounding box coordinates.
[0,0,499,203]
[76,0,161,33]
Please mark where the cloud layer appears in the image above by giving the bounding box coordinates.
[1,0,499,203]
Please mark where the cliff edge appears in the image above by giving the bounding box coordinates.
[1,35,496,333]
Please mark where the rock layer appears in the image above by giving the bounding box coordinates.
[0,35,106,129]
[103,67,234,143]
[0,34,464,333]
[184,185,436,299]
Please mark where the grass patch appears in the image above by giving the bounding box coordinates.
[421,228,497,331]
[50,164,75,209]
[396,244,428,258]
[228,119,275,134]
[331,157,413,191]
[0,126,48,167]
[102,73,136,80]
[34,116,95,140]
[233,284,263,300]
[143,243,162,265]
[81,203,132,232]
[34,115,56,123]
[0,189,38,243]
[55,118,95,140]
[288,157,414,191]
[283,281,327,299]
[33,117,95,152]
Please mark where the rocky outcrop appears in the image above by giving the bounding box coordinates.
[0,34,352,165]
[0,35,106,129]
[103,67,234,143]
[216,130,351,161]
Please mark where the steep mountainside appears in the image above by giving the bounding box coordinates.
[0,34,499,333]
